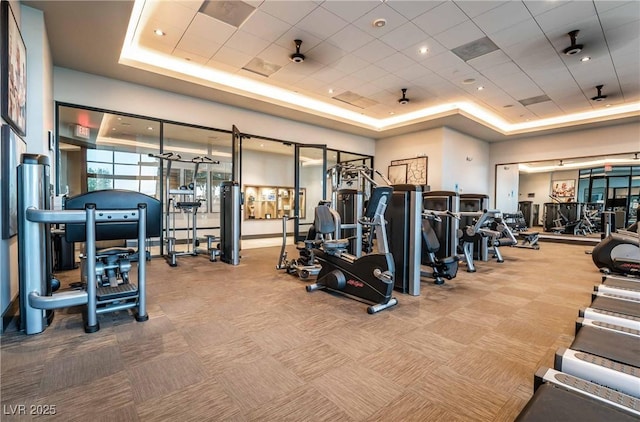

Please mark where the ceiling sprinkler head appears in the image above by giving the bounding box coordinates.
[591,84,607,102]
[398,88,410,105]
[563,30,583,56]
[290,39,305,63]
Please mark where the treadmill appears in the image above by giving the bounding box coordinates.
[580,292,640,331]
[554,323,640,398]
[596,277,640,300]
[515,367,639,421]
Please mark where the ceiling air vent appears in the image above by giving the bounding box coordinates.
[518,95,551,106]
[242,58,281,77]
[199,0,256,28]
[452,37,499,61]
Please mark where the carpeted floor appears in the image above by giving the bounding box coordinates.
[1,242,601,421]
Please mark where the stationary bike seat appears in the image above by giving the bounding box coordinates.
[323,239,350,250]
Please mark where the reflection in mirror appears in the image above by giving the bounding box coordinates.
[498,152,640,235]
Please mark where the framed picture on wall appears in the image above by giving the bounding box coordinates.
[391,156,428,185]
[2,124,27,238]
[551,179,575,199]
[387,164,407,184]
[1,0,27,137]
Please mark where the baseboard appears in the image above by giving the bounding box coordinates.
[242,232,293,240]
[1,295,19,334]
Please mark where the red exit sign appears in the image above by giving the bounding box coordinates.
[74,124,90,139]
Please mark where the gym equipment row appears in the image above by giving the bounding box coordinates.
[150,152,241,267]
[18,155,161,334]
[516,235,640,420]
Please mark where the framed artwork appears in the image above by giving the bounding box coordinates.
[391,156,428,185]
[1,0,27,136]
[387,164,407,184]
[2,124,27,238]
[551,179,575,199]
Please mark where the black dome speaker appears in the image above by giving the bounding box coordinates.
[398,88,410,105]
[563,30,583,56]
[290,39,305,63]
[590,85,607,102]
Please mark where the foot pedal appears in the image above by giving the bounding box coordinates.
[97,283,138,301]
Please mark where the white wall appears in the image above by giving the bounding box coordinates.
[375,127,443,189]
[495,164,520,213]
[441,127,490,195]
[1,5,53,321]
[54,68,375,156]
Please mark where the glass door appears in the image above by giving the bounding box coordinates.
[294,144,327,242]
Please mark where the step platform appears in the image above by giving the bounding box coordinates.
[97,283,138,301]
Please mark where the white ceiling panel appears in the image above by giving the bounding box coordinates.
[467,49,512,71]
[224,30,270,56]
[434,20,485,50]
[305,41,346,66]
[534,1,597,33]
[212,46,252,69]
[522,0,566,17]
[320,0,380,22]
[394,63,431,82]
[454,1,506,18]
[400,37,448,62]
[171,48,208,64]
[352,3,410,37]
[488,18,545,50]
[332,54,370,75]
[376,52,416,74]
[473,1,531,35]
[257,43,293,67]
[380,22,428,51]
[387,0,443,20]
[274,27,323,52]
[240,10,291,42]
[411,1,467,36]
[350,64,389,83]
[327,25,375,53]
[599,2,640,31]
[260,0,318,25]
[296,6,349,40]
[352,39,398,64]
[309,66,347,84]
[142,1,197,31]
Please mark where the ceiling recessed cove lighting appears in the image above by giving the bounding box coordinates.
[462,78,476,85]
[372,18,386,28]
[419,46,428,55]
[153,29,165,36]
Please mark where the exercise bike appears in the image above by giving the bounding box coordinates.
[306,186,397,314]
[592,230,640,277]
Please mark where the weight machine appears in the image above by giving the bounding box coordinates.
[150,152,220,267]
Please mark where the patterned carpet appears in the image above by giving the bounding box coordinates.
[1,241,600,421]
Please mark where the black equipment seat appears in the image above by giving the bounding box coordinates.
[96,247,135,257]
[64,189,162,242]
[422,220,458,266]
[363,186,393,219]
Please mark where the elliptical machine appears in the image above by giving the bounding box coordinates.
[592,230,640,277]
[306,186,397,314]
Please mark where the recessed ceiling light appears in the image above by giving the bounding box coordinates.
[147,126,153,130]
[462,78,476,85]
[117,117,122,120]
[372,18,386,28]
[389,111,395,115]
[605,104,611,107]
[477,86,484,91]
[153,29,165,36]
[328,88,334,94]
[580,56,591,62]
[419,46,428,55]
[112,127,116,131]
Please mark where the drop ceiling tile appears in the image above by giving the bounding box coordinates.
[534,1,597,33]
[266,65,307,84]
[260,0,317,25]
[353,82,386,97]
[350,64,389,83]
[594,1,635,14]
[467,50,512,71]
[394,62,430,82]
[310,66,347,84]
[275,28,323,52]
[296,7,349,40]
[258,43,294,67]
[332,54,371,74]
[371,74,411,93]
[177,1,208,12]
[352,4,410,37]
[387,0,443,20]
[241,10,291,41]
[434,20,486,50]
[212,46,252,69]
[421,51,467,73]
[320,0,380,22]
[480,61,522,81]
[144,1,197,31]
[307,42,347,66]
[411,2,468,36]
[380,22,428,51]
[521,0,565,16]
[327,25,375,53]
[351,39,397,64]
[171,48,209,64]
[176,33,222,60]
[454,1,507,18]
[206,58,244,74]
[488,19,545,49]
[186,13,236,44]
[224,30,270,56]
[401,37,448,62]
[599,1,640,31]
[376,52,416,74]
[473,2,532,35]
